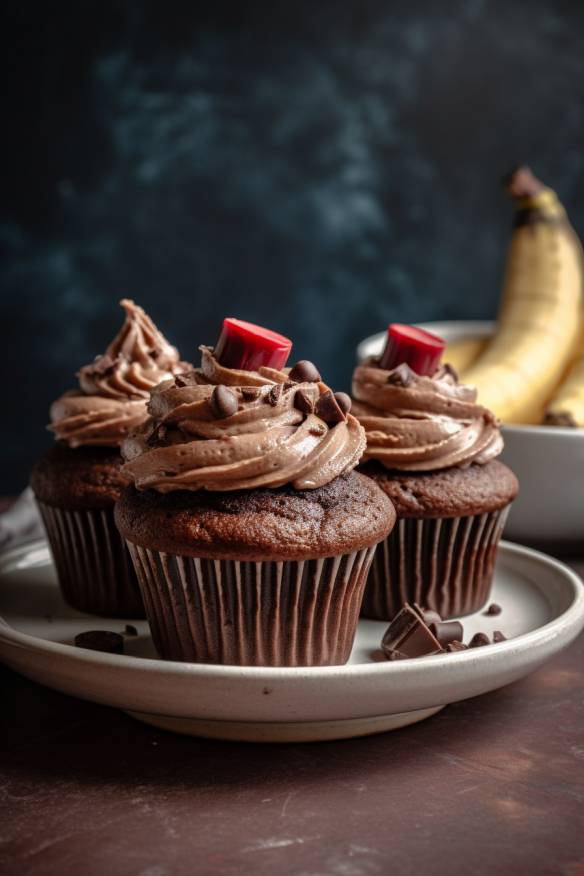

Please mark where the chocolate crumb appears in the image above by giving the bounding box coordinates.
[74,631,124,654]
[289,360,321,383]
[241,387,261,401]
[294,388,314,414]
[469,632,490,648]
[493,630,507,643]
[124,624,138,637]
[309,424,327,437]
[210,385,238,419]
[484,603,502,616]
[446,641,468,652]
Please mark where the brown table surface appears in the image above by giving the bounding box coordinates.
[1,508,583,875]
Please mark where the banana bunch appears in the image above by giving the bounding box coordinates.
[462,167,584,425]
[545,338,584,426]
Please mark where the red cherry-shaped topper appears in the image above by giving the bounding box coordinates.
[379,323,445,376]
[214,318,293,372]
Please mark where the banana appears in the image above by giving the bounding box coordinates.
[544,338,584,426]
[445,336,488,374]
[462,167,584,424]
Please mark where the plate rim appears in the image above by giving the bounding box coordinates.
[0,538,583,682]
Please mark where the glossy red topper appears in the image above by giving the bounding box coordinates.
[214,318,293,372]
[379,323,445,376]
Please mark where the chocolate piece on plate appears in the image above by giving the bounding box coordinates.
[484,603,502,616]
[430,620,464,648]
[381,603,443,660]
[124,624,138,637]
[446,640,468,652]
[412,604,442,626]
[493,630,507,643]
[74,631,124,654]
[469,632,491,648]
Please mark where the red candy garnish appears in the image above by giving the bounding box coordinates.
[379,324,445,376]
[214,318,292,372]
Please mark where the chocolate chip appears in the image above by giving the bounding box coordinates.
[241,387,261,401]
[484,603,502,616]
[387,362,415,387]
[315,390,347,424]
[289,360,321,383]
[446,641,468,652]
[267,384,283,406]
[74,631,124,654]
[309,424,327,437]
[124,624,138,637]
[334,392,352,416]
[210,385,238,419]
[429,620,464,648]
[294,388,314,414]
[469,632,490,648]
[493,630,507,643]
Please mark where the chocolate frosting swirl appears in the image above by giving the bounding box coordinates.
[50,300,189,448]
[121,347,366,492]
[352,360,503,471]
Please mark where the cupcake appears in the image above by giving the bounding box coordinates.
[30,300,189,617]
[352,323,518,620]
[115,318,396,666]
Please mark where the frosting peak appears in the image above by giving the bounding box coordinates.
[121,348,366,492]
[50,300,189,448]
[352,359,503,471]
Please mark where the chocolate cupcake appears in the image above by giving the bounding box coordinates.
[115,318,396,666]
[352,324,518,620]
[30,300,189,617]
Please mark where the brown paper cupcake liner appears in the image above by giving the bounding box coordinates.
[37,501,145,618]
[126,544,377,666]
[361,508,510,621]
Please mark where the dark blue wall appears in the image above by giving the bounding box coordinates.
[2,1,584,492]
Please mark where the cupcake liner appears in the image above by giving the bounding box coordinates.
[361,508,510,621]
[126,544,377,666]
[37,501,145,618]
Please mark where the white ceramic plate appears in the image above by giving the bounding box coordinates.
[1,539,583,742]
[357,320,584,544]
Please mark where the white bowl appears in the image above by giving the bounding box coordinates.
[357,320,584,546]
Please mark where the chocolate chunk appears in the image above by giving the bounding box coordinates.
[484,603,502,616]
[315,390,347,424]
[124,624,138,637]
[381,603,443,660]
[294,388,314,414]
[413,604,441,626]
[210,385,238,419]
[387,362,415,387]
[241,387,261,401]
[429,620,464,648]
[289,360,321,383]
[267,384,283,406]
[493,630,507,643]
[469,632,490,648]
[446,640,468,652]
[74,631,124,654]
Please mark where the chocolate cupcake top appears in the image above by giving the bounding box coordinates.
[352,360,503,472]
[121,347,366,492]
[49,300,189,448]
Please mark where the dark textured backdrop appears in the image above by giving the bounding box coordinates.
[1,1,584,492]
